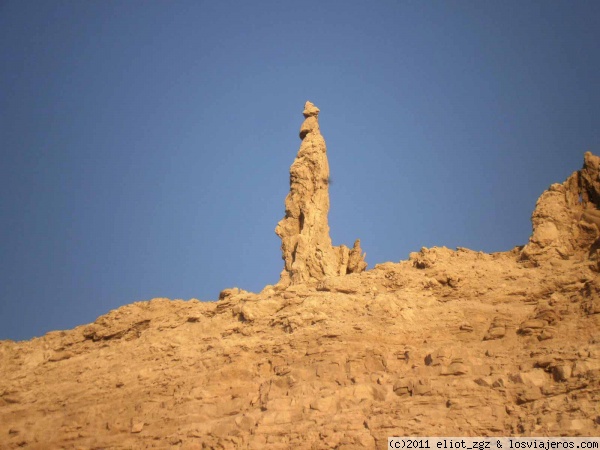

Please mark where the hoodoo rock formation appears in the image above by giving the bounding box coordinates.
[275,101,367,287]
[1,106,599,448]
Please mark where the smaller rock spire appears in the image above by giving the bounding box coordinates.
[275,101,367,287]
[521,151,600,263]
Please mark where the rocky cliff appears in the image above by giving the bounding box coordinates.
[1,104,599,449]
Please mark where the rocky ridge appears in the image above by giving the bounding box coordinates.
[1,103,599,449]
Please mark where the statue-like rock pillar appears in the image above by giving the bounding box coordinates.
[275,101,367,287]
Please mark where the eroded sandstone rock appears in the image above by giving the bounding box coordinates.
[521,152,600,264]
[275,101,366,287]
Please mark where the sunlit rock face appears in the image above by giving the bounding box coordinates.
[275,101,366,287]
[521,151,600,264]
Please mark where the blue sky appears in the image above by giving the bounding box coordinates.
[1,1,599,341]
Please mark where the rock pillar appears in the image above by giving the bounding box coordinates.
[275,101,366,287]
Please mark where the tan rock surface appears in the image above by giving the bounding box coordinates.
[521,151,600,263]
[1,107,600,449]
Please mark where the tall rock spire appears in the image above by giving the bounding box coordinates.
[275,101,367,287]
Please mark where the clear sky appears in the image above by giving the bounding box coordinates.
[1,1,599,341]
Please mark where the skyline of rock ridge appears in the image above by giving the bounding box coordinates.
[1,103,599,447]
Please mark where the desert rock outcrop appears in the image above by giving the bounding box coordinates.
[1,108,600,449]
[275,101,366,287]
[521,151,600,264]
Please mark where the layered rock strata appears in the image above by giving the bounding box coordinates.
[275,101,366,287]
